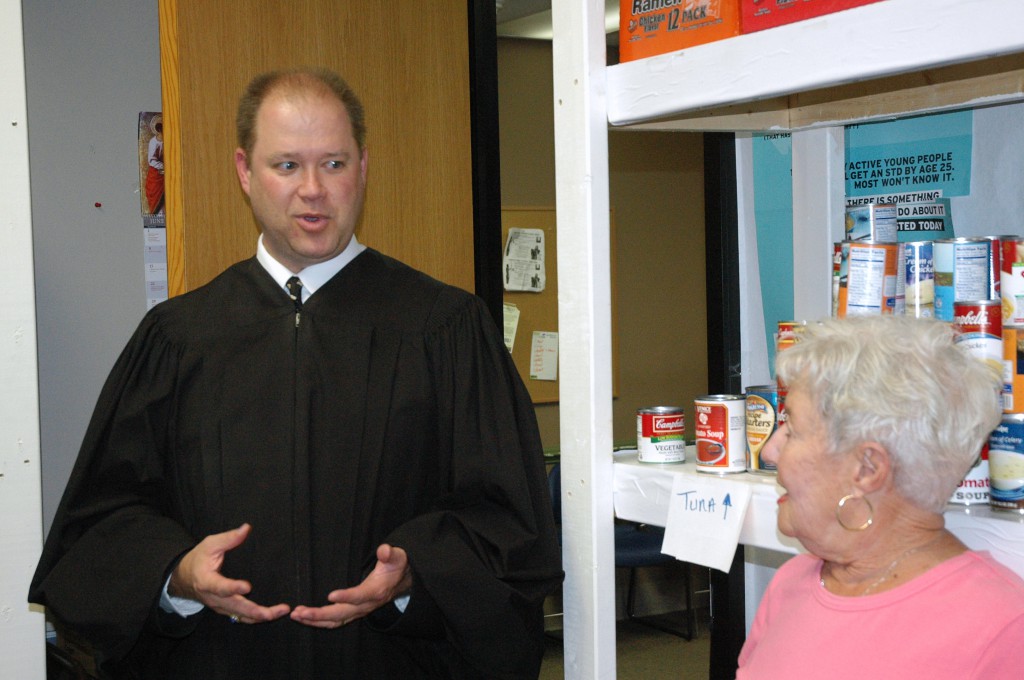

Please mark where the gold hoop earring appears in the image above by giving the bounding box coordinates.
[836,494,873,531]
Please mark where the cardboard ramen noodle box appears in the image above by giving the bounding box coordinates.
[620,0,741,62]
[741,0,884,33]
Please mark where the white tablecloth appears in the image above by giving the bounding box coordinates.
[612,449,1024,578]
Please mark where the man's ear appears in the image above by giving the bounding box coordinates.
[853,442,891,494]
[234,148,251,194]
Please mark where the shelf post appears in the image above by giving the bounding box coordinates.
[551,0,617,677]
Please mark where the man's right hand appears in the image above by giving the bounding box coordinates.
[169,523,291,624]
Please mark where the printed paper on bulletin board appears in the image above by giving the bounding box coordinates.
[501,207,618,404]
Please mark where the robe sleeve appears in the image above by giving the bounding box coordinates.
[382,294,563,679]
[28,314,199,664]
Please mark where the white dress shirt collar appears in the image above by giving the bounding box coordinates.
[256,235,367,302]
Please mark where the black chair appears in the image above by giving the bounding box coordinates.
[548,462,693,640]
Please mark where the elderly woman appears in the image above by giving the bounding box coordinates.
[737,315,1024,679]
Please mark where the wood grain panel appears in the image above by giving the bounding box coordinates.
[159,0,474,295]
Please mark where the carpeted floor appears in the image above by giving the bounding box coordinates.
[540,618,711,680]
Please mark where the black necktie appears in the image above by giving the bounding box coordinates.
[286,276,303,311]
[286,277,303,328]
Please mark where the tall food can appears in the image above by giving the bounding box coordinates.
[903,241,935,318]
[989,414,1024,513]
[934,237,991,321]
[845,204,898,242]
[636,406,686,463]
[1002,325,1024,413]
[834,240,899,317]
[694,395,746,474]
[1000,236,1024,325]
[745,385,778,474]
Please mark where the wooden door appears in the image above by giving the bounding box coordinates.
[158,0,475,295]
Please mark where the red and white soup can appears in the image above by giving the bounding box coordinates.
[694,395,747,474]
[636,406,686,463]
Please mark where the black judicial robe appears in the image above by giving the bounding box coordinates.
[30,249,563,679]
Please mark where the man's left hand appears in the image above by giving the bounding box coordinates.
[290,543,412,629]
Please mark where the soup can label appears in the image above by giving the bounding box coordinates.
[636,406,685,463]
[835,240,899,317]
[953,300,1003,376]
[845,204,898,243]
[1002,325,1024,413]
[745,385,778,474]
[1000,237,1024,325]
[934,237,991,321]
[988,414,1024,513]
[904,241,935,318]
[694,395,746,474]
[950,443,990,505]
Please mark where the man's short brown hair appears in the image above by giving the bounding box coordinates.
[236,68,366,158]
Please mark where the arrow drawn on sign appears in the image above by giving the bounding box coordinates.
[722,493,732,520]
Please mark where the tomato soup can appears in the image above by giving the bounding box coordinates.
[951,442,990,506]
[904,241,935,318]
[1001,325,1024,414]
[934,237,991,321]
[636,406,686,463]
[953,300,1003,376]
[988,414,1024,513]
[744,385,778,474]
[694,395,747,474]
[1000,236,1024,325]
[835,240,899,317]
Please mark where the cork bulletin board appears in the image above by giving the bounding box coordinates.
[501,207,617,404]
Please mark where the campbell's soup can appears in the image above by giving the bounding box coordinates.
[934,237,991,321]
[1003,325,1024,413]
[745,385,778,474]
[834,240,900,317]
[951,442,990,506]
[904,241,935,318]
[1000,236,1024,325]
[636,406,686,463]
[988,414,1024,513]
[694,395,746,474]
[953,300,1003,377]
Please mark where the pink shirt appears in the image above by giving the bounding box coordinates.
[737,551,1024,680]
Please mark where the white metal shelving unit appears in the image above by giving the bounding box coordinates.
[551,1,1024,677]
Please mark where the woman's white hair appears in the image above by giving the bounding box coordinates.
[776,315,1002,513]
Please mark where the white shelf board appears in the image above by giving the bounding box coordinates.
[607,0,1024,126]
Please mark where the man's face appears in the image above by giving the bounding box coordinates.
[235,91,368,273]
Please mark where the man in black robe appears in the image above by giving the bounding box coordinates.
[30,68,562,679]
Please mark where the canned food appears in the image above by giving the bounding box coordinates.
[989,414,1024,513]
[934,237,991,321]
[834,240,900,317]
[636,406,685,463]
[903,241,935,318]
[745,385,778,474]
[1002,325,1024,413]
[950,442,990,506]
[1000,236,1024,325]
[845,204,898,242]
[953,300,1003,376]
[694,395,746,474]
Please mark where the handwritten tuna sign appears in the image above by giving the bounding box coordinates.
[661,477,752,572]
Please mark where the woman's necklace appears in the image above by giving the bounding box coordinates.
[820,535,944,596]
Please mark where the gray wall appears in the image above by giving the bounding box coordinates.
[24,1,162,532]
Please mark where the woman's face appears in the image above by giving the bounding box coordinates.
[761,387,860,554]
